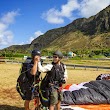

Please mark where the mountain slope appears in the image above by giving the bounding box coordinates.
[2,5,110,52]
[46,32,110,51]
[2,44,30,53]
[30,5,110,50]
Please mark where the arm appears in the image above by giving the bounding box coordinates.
[30,61,38,75]
[64,65,68,81]
[38,62,53,73]
[30,56,39,75]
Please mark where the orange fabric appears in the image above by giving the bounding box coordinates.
[71,104,110,110]
[64,84,72,89]
[63,84,110,109]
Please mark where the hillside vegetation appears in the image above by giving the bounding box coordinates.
[1,5,110,55]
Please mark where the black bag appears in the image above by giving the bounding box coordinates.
[96,74,110,80]
[16,62,32,100]
[39,74,50,107]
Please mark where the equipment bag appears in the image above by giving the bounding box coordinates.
[39,74,50,107]
[16,62,32,100]
[16,72,32,100]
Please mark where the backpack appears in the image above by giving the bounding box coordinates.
[16,61,32,100]
[39,73,50,107]
[96,74,110,80]
[39,62,65,107]
[16,58,43,100]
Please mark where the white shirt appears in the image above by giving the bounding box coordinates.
[38,62,68,79]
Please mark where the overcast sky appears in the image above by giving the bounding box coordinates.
[0,0,110,49]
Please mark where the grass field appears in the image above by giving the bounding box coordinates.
[12,57,110,67]
[0,63,110,110]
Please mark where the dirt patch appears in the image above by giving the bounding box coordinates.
[0,105,24,110]
[0,87,19,100]
[0,87,24,107]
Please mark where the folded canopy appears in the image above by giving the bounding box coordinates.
[62,80,110,105]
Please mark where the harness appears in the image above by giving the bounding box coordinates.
[47,62,65,87]
[16,60,41,100]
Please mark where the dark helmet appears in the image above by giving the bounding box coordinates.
[31,49,41,57]
[53,50,63,58]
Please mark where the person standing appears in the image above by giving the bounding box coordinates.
[22,49,41,110]
[36,50,68,110]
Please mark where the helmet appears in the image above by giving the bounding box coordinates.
[53,50,63,58]
[31,49,41,57]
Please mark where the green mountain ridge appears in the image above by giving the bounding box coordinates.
[1,5,110,53]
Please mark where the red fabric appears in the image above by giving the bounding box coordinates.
[64,84,72,90]
[34,99,37,105]
[59,86,63,91]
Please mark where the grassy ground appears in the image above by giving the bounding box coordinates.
[46,59,110,67]
[0,63,110,110]
[6,57,110,67]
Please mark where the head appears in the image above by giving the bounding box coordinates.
[53,50,63,64]
[31,49,41,60]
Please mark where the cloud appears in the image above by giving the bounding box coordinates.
[17,31,44,46]
[0,22,7,32]
[29,31,44,43]
[1,11,19,24]
[0,31,13,45]
[42,8,64,24]
[18,42,25,45]
[42,0,79,24]
[60,0,80,17]
[0,11,19,48]
[79,0,110,18]
[42,0,110,24]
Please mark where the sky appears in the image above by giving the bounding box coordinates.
[0,0,110,49]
